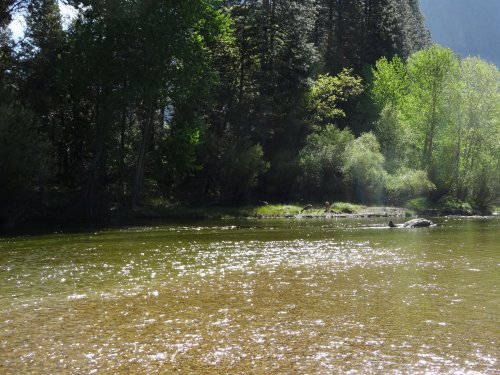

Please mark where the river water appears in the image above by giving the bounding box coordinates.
[0,217,498,374]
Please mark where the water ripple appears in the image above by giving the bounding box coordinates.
[0,218,498,374]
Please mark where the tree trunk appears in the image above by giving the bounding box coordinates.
[326,0,335,71]
[83,85,109,219]
[238,1,248,106]
[422,81,439,179]
[454,104,462,199]
[119,107,128,197]
[131,106,155,209]
[335,0,345,71]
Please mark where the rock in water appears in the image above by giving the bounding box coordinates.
[402,218,434,228]
[388,218,434,228]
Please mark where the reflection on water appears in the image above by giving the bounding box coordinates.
[0,218,499,373]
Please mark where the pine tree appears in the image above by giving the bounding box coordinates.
[254,0,319,198]
[21,0,65,152]
[22,0,64,107]
[314,0,430,73]
[396,0,431,57]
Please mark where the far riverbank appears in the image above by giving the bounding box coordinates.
[2,201,496,234]
[121,202,494,221]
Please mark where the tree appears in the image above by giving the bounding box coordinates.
[256,0,318,146]
[0,0,465,222]
[373,104,407,172]
[371,56,412,171]
[372,45,459,196]
[306,68,363,129]
[343,132,387,203]
[245,0,319,200]
[385,168,435,205]
[453,57,500,206]
[59,0,233,214]
[372,56,409,109]
[403,45,459,182]
[313,0,429,74]
[297,124,354,200]
[396,0,431,57]
[0,0,20,102]
[21,0,65,178]
[372,46,500,207]
[0,103,51,225]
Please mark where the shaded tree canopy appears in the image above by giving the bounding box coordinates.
[2,0,497,225]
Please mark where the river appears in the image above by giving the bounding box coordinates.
[0,217,498,374]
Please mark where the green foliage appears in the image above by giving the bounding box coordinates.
[373,46,460,178]
[438,197,472,212]
[343,132,387,204]
[185,133,269,204]
[385,168,435,205]
[330,202,364,214]
[306,69,364,128]
[374,104,409,172]
[372,46,500,207]
[406,197,432,212]
[372,56,409,108]
[21,0,65,151]
[263,149,302,201]
[219,139,269,202]
[314,0,429,73]
[0,104,51,202]
[252,0,319,173]
[452,57,500,206]
[297,125,354,199]
[254,204,302,217]
[404,45,460,173]
[0,0,440,222]
[156,121,203,194]
[394,0,432,58]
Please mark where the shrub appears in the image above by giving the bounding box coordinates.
[219,139,269,201]
[385,168,435,205]
[297,125,354,199]
[343,132,387,204]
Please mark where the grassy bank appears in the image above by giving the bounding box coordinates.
[406,197,495,216]
[4,199,494,231]
[130,197,498,220]
[128,202,413,220]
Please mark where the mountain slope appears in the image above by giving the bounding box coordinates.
[420,0,500,66]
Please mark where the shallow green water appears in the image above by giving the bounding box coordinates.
[0,217,499,374]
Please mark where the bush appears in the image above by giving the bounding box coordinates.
[374,104,413,172]
[343,132,387,204]
[297,125,354,199]
[385,168,435,205]
[219,139,269,202]
[264,149,301,200]
[438,197,472,211]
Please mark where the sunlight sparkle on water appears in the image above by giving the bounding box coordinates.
[0,218,498,373]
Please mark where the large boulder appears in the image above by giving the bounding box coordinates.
[389,218,434,228]
[402,218,434,228]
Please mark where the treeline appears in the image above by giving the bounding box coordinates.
[373,49,500,208]
[0,0,498,224]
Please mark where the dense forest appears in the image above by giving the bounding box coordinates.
[1,0,499,224]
